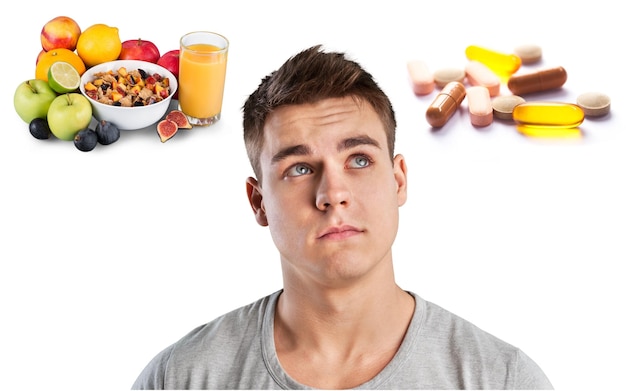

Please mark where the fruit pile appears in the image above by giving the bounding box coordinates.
[14,15,183,152]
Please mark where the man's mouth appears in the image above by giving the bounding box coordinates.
[318,225,362,240]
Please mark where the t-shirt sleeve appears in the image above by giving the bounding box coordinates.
[131,344,175,390]
[514,349,554,390]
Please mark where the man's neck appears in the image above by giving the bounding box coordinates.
[274,280,415,388]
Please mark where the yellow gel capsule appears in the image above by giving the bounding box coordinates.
[512,102,584,128]
[517,125,583,139]
[465,45,522,77]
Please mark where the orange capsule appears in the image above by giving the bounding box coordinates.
[507,66,567,95]
[426,81,466,128]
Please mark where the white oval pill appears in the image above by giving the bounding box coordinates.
[576,92,611,117]
[433,67,465,89]
[513,44,542,65]
[492,95,526,120]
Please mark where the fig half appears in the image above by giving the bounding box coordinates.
[157,119,178,143]
[166,110,192,129]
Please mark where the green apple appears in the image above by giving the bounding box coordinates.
[13,79,58,123]
[47,93,93,141]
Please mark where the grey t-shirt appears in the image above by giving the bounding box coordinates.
[132,290,553,389]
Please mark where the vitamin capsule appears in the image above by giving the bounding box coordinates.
[507,66,567,95]
[576,92,611,117]
[512,102,584,128]
[426,81,466,128]
[467,86,493,127]
[491,95,526,120]
[433,67,465,89]
[517,126,583,139]
[465,45,522,76]
[407,60,435,96]
[465,61,500,97]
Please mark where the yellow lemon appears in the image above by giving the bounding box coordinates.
[76,23,122,67]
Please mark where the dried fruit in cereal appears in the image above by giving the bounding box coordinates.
[83,66,171,107]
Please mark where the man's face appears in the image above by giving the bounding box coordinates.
[247,96,407,288]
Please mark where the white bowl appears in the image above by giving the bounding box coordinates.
[79,60,178,130]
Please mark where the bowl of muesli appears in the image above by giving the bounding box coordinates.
[79,60,178,130]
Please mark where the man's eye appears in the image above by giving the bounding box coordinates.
[286,164,312,177]
[349,155,371,168]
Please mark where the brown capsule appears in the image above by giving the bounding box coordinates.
[507,66,567,95]
[426,81,466,128]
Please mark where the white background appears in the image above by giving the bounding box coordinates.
[1,1,624,389]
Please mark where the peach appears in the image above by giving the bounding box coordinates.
[36,49,46,65]
[40,16,81,52]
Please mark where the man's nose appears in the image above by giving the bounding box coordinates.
[315,169,351,210]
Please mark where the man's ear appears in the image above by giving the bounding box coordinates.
[393,154,408,207]
[246,177,268,226]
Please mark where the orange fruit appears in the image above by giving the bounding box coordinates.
[35,48,86,82]
[76,23,122,68]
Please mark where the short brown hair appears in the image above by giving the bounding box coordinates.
[242,45,397,182]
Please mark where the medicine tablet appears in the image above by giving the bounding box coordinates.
[433,67,465,89]
[576,92,611,117]
[513,44,542,64]
[465,61,500,97]
[467,86,493,127]
[492,95,526,120]
[407,60,435,96]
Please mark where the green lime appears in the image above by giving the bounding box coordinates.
[48,61,81,93]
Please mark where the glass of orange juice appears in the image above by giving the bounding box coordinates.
[178,31,229,126]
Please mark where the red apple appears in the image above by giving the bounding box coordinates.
[157,50,180,99]
[40,16,82,52]
[118,39,160,63]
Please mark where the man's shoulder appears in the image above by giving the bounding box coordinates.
[417,294,518,354]
[172,291,278,354]
[131,291,280,389]
[406,293,553,389]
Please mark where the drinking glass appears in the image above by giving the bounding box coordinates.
[178,31,229,126]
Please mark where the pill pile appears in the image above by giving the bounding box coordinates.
[407,44,611,136]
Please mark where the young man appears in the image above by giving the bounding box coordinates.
[132,45,553,390]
